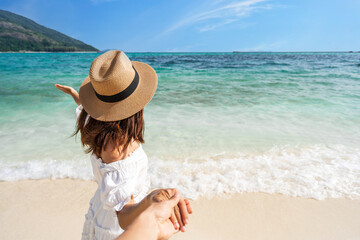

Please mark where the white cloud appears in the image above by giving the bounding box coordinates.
[199,19,237,32]
[199,19,256,32]
[162,0,273,34]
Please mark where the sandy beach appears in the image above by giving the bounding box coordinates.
[0,179,359,240]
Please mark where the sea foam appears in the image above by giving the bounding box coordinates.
[1,144,359,200]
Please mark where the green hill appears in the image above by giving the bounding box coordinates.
[0,9,98,52]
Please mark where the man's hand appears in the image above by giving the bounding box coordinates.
[149,192,182,240]
[54,84,81,105]
[147,189,192,232]
[118,191,192,240]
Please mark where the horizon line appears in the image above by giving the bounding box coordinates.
[1,50,360,54]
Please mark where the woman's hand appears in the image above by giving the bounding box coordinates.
[147,192,183,240]
[117,192,189,240]
[54,84,81,105]
[147,189,192,233]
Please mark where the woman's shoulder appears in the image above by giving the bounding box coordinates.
[101,140,145,163]
[93,144,147,171]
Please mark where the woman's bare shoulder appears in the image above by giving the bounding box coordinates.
[101,140,140,164]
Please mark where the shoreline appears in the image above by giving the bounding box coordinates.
[1,179,359,240]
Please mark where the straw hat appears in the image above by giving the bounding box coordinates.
[79,50,157,121]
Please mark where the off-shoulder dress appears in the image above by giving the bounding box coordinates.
[76,105,150,240]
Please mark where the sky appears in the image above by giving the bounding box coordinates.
[1,0,360,52]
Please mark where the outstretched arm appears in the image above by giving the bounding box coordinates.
[54,84,81,106]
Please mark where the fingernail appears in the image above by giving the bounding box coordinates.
[185,219,189,224]
[182,226,186,232]
[176,223,179,229]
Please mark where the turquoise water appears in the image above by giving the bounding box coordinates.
[0,52,359,199]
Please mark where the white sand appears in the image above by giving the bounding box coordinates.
[0,179,359,240]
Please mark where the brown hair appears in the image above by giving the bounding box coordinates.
[74,108,145,158]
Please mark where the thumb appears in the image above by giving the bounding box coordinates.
[166,192,181,208]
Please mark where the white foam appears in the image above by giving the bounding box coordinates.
[1,144,359,200]
[0,159,93,181]
[149,145,360,199]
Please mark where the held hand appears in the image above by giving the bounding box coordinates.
[54,84,81,105]
[147,189,192,233]
[120,192,190,240]
[150,193,182,240]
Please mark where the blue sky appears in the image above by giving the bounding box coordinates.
[1,0,360,51]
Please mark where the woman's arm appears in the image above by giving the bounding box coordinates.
[117,196,150,230]
[54,84,81,106]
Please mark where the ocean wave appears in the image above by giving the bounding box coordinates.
[0,159,93,181]
[0,144,359,200]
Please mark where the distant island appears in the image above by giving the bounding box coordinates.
[0,9,98,52]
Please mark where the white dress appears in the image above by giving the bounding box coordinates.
[76,105,150,240]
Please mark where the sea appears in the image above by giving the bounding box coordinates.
[0,52,359,200]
